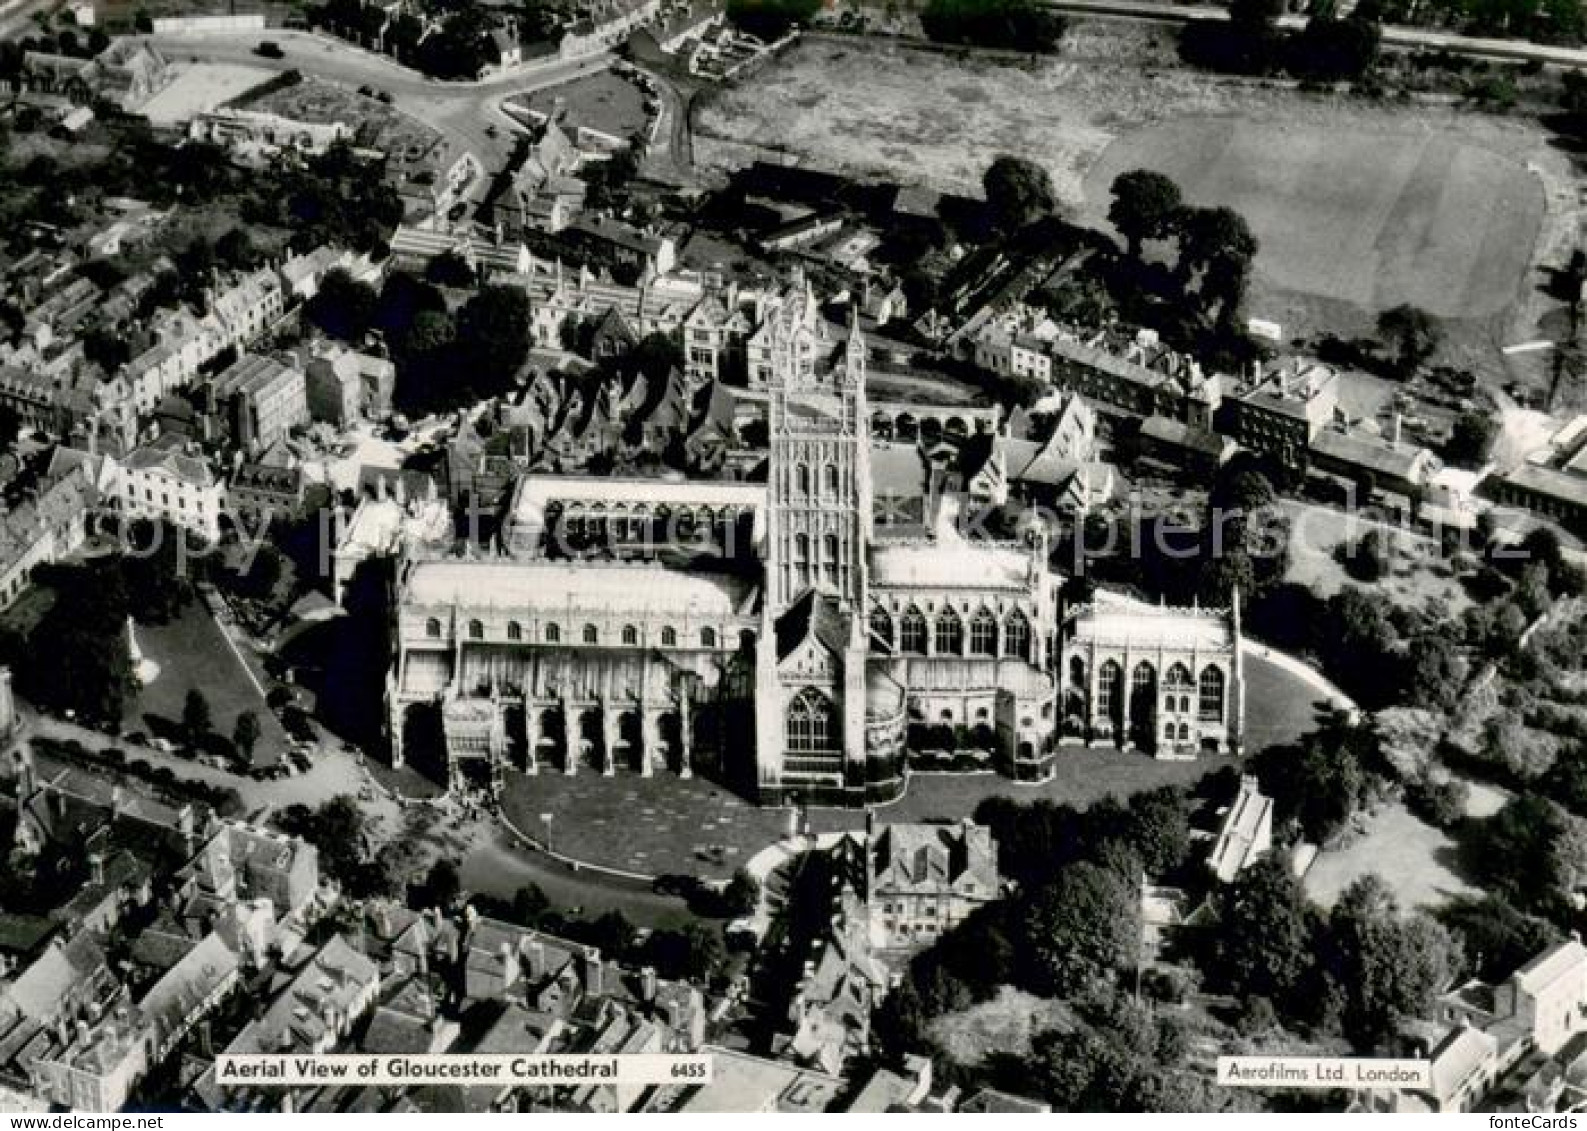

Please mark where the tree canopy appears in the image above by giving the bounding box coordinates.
[982,155,1058,233]
[1108,169,1183,258]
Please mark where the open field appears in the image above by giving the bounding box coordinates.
[137,62,278,127]
[1301,799,1477,910]
[1280,501,1476,617]
[696,28,1568,373]
[1081,117,1542,320]
[520,69,647,139]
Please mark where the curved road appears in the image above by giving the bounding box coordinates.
[24,707,697,928]
[144,29,614,176]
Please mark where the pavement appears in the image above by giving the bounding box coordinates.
[144,29,615,186]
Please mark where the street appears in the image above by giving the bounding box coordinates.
[23,707,699,927]
[144,29,615,178]
[1041,0,1587,66]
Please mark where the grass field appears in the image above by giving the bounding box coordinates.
[522,70,648,139]
[1080,118,1543,320]
[130,601,288,759]
[697,29,1561,350]
[493,646,1325,875]
[1301,800,1476,911]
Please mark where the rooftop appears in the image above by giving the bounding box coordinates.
[403,559,758,617]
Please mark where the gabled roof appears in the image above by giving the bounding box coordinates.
[775,589,849,663]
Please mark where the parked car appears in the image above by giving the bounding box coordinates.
[254,40,285,59]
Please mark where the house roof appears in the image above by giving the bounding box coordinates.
[1208,776,1272,883]
[1512,939,1587,994]
[2,932,105,1022]
[1311,427,1435,483]
[1429,1024,1498,1101]
[869,540,1031,591]
[125,446,216,489]
[871,822,997,896]
[1141,415,1230,459]
[138,932,240,1046]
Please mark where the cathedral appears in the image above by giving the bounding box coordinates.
[384,299,1244,807]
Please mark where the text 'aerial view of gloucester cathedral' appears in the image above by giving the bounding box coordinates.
[384,284,1244,808]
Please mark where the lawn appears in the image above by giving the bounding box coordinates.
[129,600,288,763]
[500,770,795,881]
[1081,117,1542,320]
[1280,501,1474,618]
[521,70,649,139]
[1301,800,1476,911]
[495,641,1330,875]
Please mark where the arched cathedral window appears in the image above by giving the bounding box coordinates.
[936,608,963,655]
[1004,611,1030,659]
[869,607,893,649]
[1199,667,1225,722]
[969,608,998,656]
[786,687,838,754]
[900,606,927,654]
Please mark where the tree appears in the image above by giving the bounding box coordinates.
[1400,633,1464,714]
[1123,786,1193,875]
[238,544,284,599]
[1377,304,1440,378]
[81,326,131,373]
[1446,409,1498,467]
[1344,529,1392,582]
[426,250,476,289]
[1438,895,1562,983]
[1327,876,1459,1050]
[1176,205,1259,320]
[511,883,552,927]
[1108,169,1183,259]
[724,0,822,39]
[982,155,1058,233]
[920,0,1068,51]
[419,859,462,909]
[182,688,213,745]
[455,284,532,392]
[1020,862,1140,997]
[233,711,262,761]
[215,227,259,271]
[1462,795,1574,917]
[1203,854,1318,1020]
[307,268,378,342]
[721,869,760,917]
